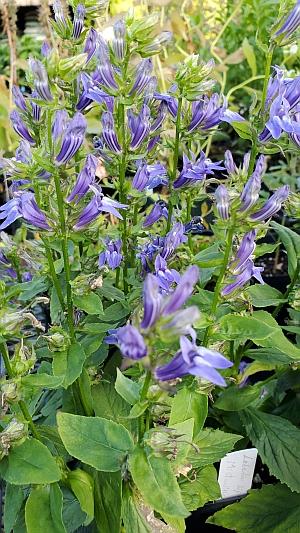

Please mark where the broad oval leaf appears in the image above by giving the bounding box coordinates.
[241,408,300,493]
[0,438,61,485]
[169,387,208,436]
[129,444,189,519]
[25,484,66,533]
[57,412,134,472]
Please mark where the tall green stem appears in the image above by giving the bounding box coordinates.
[0,342,40,440]
[118,102,128,294]
[53,170,75,341]
[42,237,65,310]
[203,223,235,346]
[247,133,258,177]
[186,193,193,253]
[167,96,183,232]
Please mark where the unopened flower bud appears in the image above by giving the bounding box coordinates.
[11,343,36,376]
[145,427,180,460]
[0,419,28,459]
[1,381,19,403]
[45,328,70,352]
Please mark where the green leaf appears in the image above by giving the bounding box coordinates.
[252,311,300,361]
[21,373,63,389]
[25,484,66,533]
[188,429,242,469]
[115,368,141,404]
[122,486,151,533]
[170,418,194,466]
[61,487,86,533]
[169,387,208,436]
[194,243,223,267]
[52,342,86,388]
[240,408,300,492]
[129,445,189,518]
[214,383,263,411]
[68,469,94,524]
[180,465,221,511]
[18,276,49,301]
[242,37,257,76]
[0,438,61,485]
[231,120,252,140]
[208,484,300,532]
[94,471,122,533]
[4,484,24,533]
[98,302,130,322]
[247,284,285,307]
[219,314,275,343]
[271,221,300,277]
[99,282,125,302]
[57,412,134,472]
[127,400,149,419]
[92,380,137,434]
[73,292,103,315]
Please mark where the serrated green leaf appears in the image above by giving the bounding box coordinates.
[208,484,300,532]
[25,484,66,533]
[194,243,223,267]
[21,373,63,389]
[240,408,300,492]
[0,438,61,485]
[180,465,221,511]
[68,469,94,524]
[57,412,134,472]
[4,484,24,533]
[188,429,242,469]
[215,383,263,411]
[52,342,86,388]
[231,121,252,140]
[94,471,122,533]
[271,222,300,277]
[169,387,208,436]
[247,284,285,307]
[129,445,189,518]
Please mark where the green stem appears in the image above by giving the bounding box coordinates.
[53,170,75,341]
[186,193,193,253]
[247,133,258,177]
[139,370,152,441]
[140,370,152,401]
[118,102,128,294]
[42,237,65,310]
[203,223,235,346]
[0,343,40,440]
[167,96,183,232]
[260,44,274,116]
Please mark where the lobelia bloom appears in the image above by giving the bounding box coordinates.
[274,0,300,42]
[29,59,53,101]
[143,201,168,228]
[132,161,168,191]
[41,41,52,58]
[96,36,118,92]
[224,150,250,178]
[10,111,35,145]
[0,192,50,230]
[53,0,67,34]
[112,20,126,61]
[67,154,98,203]
[101,112,121,154]
[138,236,166,273]
[155,335,232,386]
[239,155,266,212]
[250,185,290,221]
[98,238,123,270]
[154,89,178,118]
[31,91,42,122]
[154,254,180,293]
[52,110,69,141]
[187,94,244,134]
[74,185,127,230]
[161,222,187,259]
[222,259,264,296]
[106,324,147,360]
[289,110,300,147]
[130,59,153,97]
[12,86,27,112]
[215,184,230,220]
[81,71,114,112]
[56,113,87,165]
[84,28,98,63]
[230,231,257,275]
[128,104,151,149]
[72,4,85,39]
[174,151,224,189]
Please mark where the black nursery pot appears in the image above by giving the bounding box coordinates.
[185,496,243,532]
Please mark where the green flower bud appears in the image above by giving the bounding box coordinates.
[1,381,19,403]
[11,343,36,377]
[45,327,71,352]
[58,54,88,79]
[144,427,180,460]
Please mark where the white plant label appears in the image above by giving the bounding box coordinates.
[218,448,258,499]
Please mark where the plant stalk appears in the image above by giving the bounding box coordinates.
[260,44,274,115]
[167,96,183,232]
[118,102,129,294]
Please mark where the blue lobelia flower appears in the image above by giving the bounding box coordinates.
[56,112,87,165]
[153,254,180,293]
[52,110,69,141]
[101,111,121,154]
[106,324,147,360]
[67,154,98,203]
[112,20,126,61]
[138,236,166,273]
[289,109,300,147]
[41,41,52,58]
[0,192,50,230]
[187,94,244,134]
[132,161,168,191]
[222,259,264,296]
[224,149,250,178]
[84,28,98,63]
[143,201,168,228]
[274,1,300,43]
[81,71,114,112]
[96,36,118,92]
[128,104,151,150]
[10,111,35,145]
[230,231,257,275]
[29,59,53,101]
[215,184,230,220]
[74,185,127,230]
[72,4,85,39]
[161,222,187,259]
[154,86,178,118]
[130,59,153,97]
[12,86,27,112]
[239,155,266,212]
[53,0,68,34]
[98,238,123,270]
[155,335,232,386]
[174,151,224,189]
[30,91,42,122]
[250,185,290,221]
